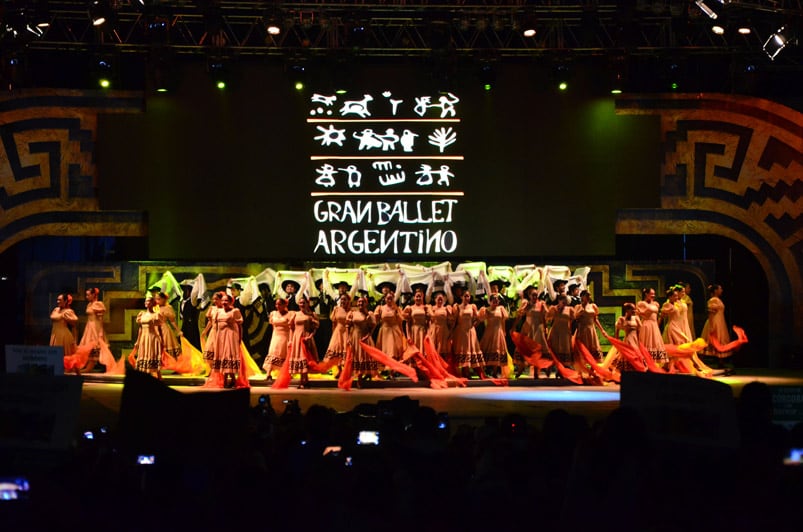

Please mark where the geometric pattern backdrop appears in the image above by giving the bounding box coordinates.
[616,94,803,367]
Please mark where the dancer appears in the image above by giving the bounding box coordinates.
[662,285,712,376]
[131,296,163,378]
[681,282,696,337]
[201,292,224,386]
[636,287,668,368]
[478,294,509,377]
[262,297,293,382]
[404,287,430,352]
[78,287,118,374]
[573,290,602,369]
[604,302,643,373]
[347,295,379,384]
[547,294,575,371]
[155,291,182,360]
[322,293,351,378]
[53,293,79,371]
[287,296,319,389]
[426,291,453,366]
[452,291,485,378]
[213,293,244,388]
[513,286,549,378]
[701,284,736,374]
[374,291,406,372]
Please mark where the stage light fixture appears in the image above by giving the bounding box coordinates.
[737,26,751,35]
[711,24,725,35]
[207,56,229,90]
[286,60,307,91]
[89,0,112,27]
[266,18,281,36]
[763,25,793,61]
[694,0,718,20]
[521,15,537,38]
[553,63,571,92]
[478,62,496,92]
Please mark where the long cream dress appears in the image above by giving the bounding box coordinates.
[51,307,78,356]
[375,304,405,360]
[349,309,379,377]
[548,305,573,365]
[287,311,319,374]
[405,304,430,352]
[324,306,350,362]
[135,310,162,372]
[479,305,509,367]
[214,308,243,374]
[158,304,182,358]
[574,303,601,357]
[263,310,294,371]
[637,300,668,365]
[701,296,732,358]
[452,303,484,368]
[427,304,452,357]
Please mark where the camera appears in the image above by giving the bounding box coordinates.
[136,454,156,465]
[357,430,380,445]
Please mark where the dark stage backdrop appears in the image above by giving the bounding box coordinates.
[97,60,661,261]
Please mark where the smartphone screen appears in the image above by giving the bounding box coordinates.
[357,430,380,445]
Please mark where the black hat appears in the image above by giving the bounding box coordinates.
[334,281,352,290]
[410,283,428,293]
[568,283,580,292]
[281,279,301,292]
[229,282,243,291]
[489,279,510,288]
[376,281,396,292]
[553,279,567,290]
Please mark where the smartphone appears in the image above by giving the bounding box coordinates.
[357,430,380,446]
[136,454,156,465]
[784,448,803,465]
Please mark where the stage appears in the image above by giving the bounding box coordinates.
[76,368,803,432]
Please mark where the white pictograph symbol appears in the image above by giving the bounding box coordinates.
[315,164,337,187]
[428,127,457,153]
[415,164,452,186]
[413,93,459,117]
[339,94,373,117]
[315,125,347,147]
[353,129,384,150]
[310,94,337,116]
[338,165,362,188]
[400,130,418,152]
[373,161,406,186]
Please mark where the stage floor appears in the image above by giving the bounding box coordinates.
[77,368,803,431]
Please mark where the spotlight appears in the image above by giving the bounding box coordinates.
[737,26,751,35]
[694,0,718,20]
[92,54,115,89]
[553,63,571,91]
[88,0,112,27]
[763,25,793,61]
[711,24,725,35]
[521,15,537,38]
[266,17,281,36]
[286,60,307,90]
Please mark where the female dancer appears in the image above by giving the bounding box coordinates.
[323,293,351,378]
[287,296,319,389]
[201,292,223,385]
[662,286,712,376]
[513,287,549,378]
[213,293,244,388]
[131,296,163,378]
[426,291,453,365]
[78,287,118,373]
[478,294,509,377]
[374,291,406,374]
[701,284,736,374]
[573,290,603,367]
[155,291,182,360]
[348,295,379,384]
[404,287,430,352]
[547,294,574,371]
[262,297,293,382]
[452,291,485,379]
[636,287,668,367]
[52,293,79,370]
[603,302,643,373]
